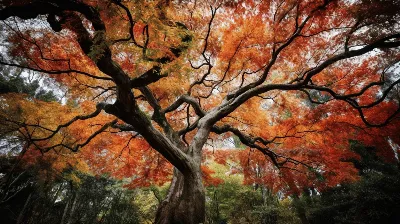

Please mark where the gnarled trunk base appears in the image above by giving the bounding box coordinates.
[155,168,205,224]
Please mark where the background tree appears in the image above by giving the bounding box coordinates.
[0,159,141,224]
[296,141,400,224]
[1,0,400,223]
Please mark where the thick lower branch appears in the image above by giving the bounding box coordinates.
[103,103,194,174]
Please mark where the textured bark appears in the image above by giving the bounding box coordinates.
[155,168,205,224]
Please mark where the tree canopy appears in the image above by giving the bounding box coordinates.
[1,0,400,223]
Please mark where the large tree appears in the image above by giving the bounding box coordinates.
[1,0,400,223]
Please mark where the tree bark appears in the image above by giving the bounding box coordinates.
[155,167,205,224]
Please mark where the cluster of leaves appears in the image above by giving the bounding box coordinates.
[0,66,57,102]
[0,70,149,223]
[204,140,400,224]
[204,162,300,224]
[294,141,400,224]
[0,153,141,224]
[0,91,173,189]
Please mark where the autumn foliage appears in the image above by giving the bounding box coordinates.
[1,0,400,223]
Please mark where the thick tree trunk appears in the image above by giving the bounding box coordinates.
[155,167,205,224]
